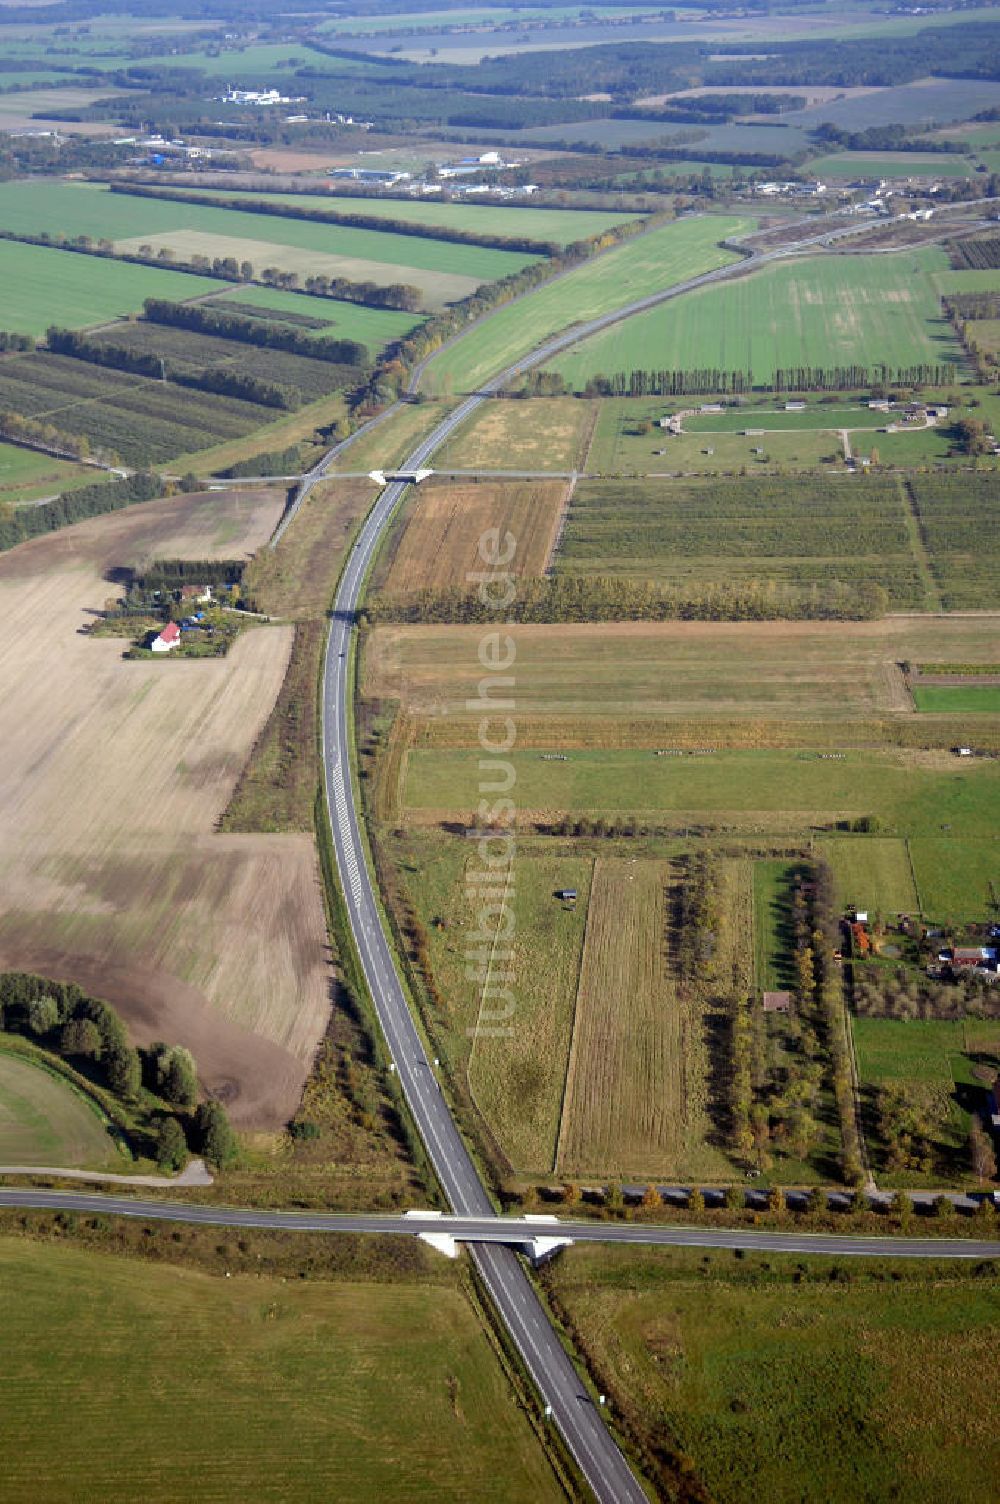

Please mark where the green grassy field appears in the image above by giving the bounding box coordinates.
[402,748,1000,833]
[853,1016,974,1085]
[752,860,799,991]
[367,616,1000,724]
[819,837,920,916]
[547,1244,1000,1504]
[182,188,640,245]
[681,405,892,433]
[584,397,948,474]
[0,182,538,309]
[421,215,752,395]
[0,1239,560,1502]
[0,441,92,504]
[117,40,338,72]
[808,150,978,177]
[934,267,1000,296]
[850,424,955,466]
[589,409,844,473]
[912,684,1000,713]
[852,1013,991,1180]
[907,838,999,921]
[0,239,226,336]
[549,249,962,390]
[212,284,426,350]
[395,833,593,1173]
[0,1050,117,1167]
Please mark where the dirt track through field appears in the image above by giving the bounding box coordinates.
[0,489,331,1127]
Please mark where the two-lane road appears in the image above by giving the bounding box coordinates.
[320,404,648,1501]
[317,214,950,1502]
[3,1190,999,1260]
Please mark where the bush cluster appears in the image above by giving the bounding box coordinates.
[0,972,235,1169]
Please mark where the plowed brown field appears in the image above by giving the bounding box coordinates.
[381,480,567,597]
[0,488,330,1127]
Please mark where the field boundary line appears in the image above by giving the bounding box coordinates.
[577,398,600,474]
[552,857,597,1177]
[466,852,514,1132]
[543,475,575,577]
[841,979,876,1193]
[904,837,925,916]
[899,476,944,612]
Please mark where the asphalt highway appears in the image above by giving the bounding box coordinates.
[4,1190,1000,1261]
[311,214,953,1502]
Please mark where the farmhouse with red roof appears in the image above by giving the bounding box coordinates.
[151,621,181,653]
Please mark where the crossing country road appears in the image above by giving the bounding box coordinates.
[3,1189,1000,1261]
[308,214,949,1503]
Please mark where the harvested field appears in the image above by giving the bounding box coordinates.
[364,617,1000,723]
[326,398,457,476]
[243,477,375,620]
[464,855,594,1172]
[0,1049,117,1167]
[556,859,684,1177]
[434,398,597,472]
[0,488,331,1128]
[381,480,567,597]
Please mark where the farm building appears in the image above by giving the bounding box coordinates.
[331,167,410,185]
[151,621,181,653]
[949,946,998,969]
[762,991,791,1013]
[556,889,578,902]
